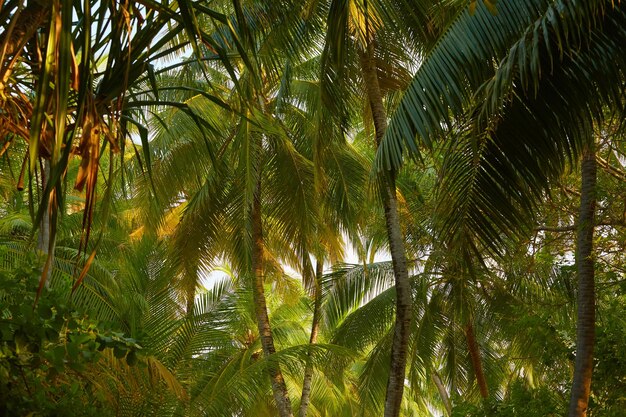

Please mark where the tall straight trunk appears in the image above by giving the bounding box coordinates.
[568,143,597,417]
[251,178,294,417]
[298,258,323,417]
[465,322,488,399]
[359,40,412,417]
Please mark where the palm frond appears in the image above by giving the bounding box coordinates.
[380,0,626,259]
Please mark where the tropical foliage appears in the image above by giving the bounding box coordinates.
[1,1,625,416]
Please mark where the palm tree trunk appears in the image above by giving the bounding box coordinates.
[251,178,294,417]
[432,370,452,416]
[184,263,198,316]
[298,258,323,417]
[36,159,51,253]
[359,40,412,417]
[37,159,54,290]
[185,284,196,316]
[568,143,597,417]
[1,1,49,58]
[465,322,488,399]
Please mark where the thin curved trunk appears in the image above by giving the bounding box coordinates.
[432,370,452,416]
[568,143,597,417]
[465,322,488,399]
[359,40,412,417]
[298,258,323,417]
[251,178,294,417]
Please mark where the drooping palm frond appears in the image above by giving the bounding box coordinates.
[188,342,354,417]
[323,261,396,330]
[379,0,552,161]
[379,0,626,261]
[86,351,187,417]
[0,240,124,322]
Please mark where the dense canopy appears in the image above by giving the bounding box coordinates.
[1,1,625,416]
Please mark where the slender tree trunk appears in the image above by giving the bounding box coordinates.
[568,143,597,417]
[298,258,323,417]
[359,40,412,417]
[185,284,196,316]
[251,178,294,417]
[465,322,488,399]
[432,370,452,416]
[36,160,51,253]
[37,159,54,289]
[184,263,198,316]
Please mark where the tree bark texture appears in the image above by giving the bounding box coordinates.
[359,40,412,417]
[0,1,49,59]
[251,178,294,417]
[298,259,323,417]
[568,144,597,417]
[465,322,488,399]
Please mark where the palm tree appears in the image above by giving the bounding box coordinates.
[139,26,317,417]
[313,1,461,414]
[0,0,242,296]
[570,140,597,416]
[377,1,626,415]
[266,52,373,416]
[132,2,398,414]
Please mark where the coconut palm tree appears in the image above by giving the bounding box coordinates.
[130,2,400,414]
[377,1,626,415]
[139,35,314,417]
[312,2,460,414]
